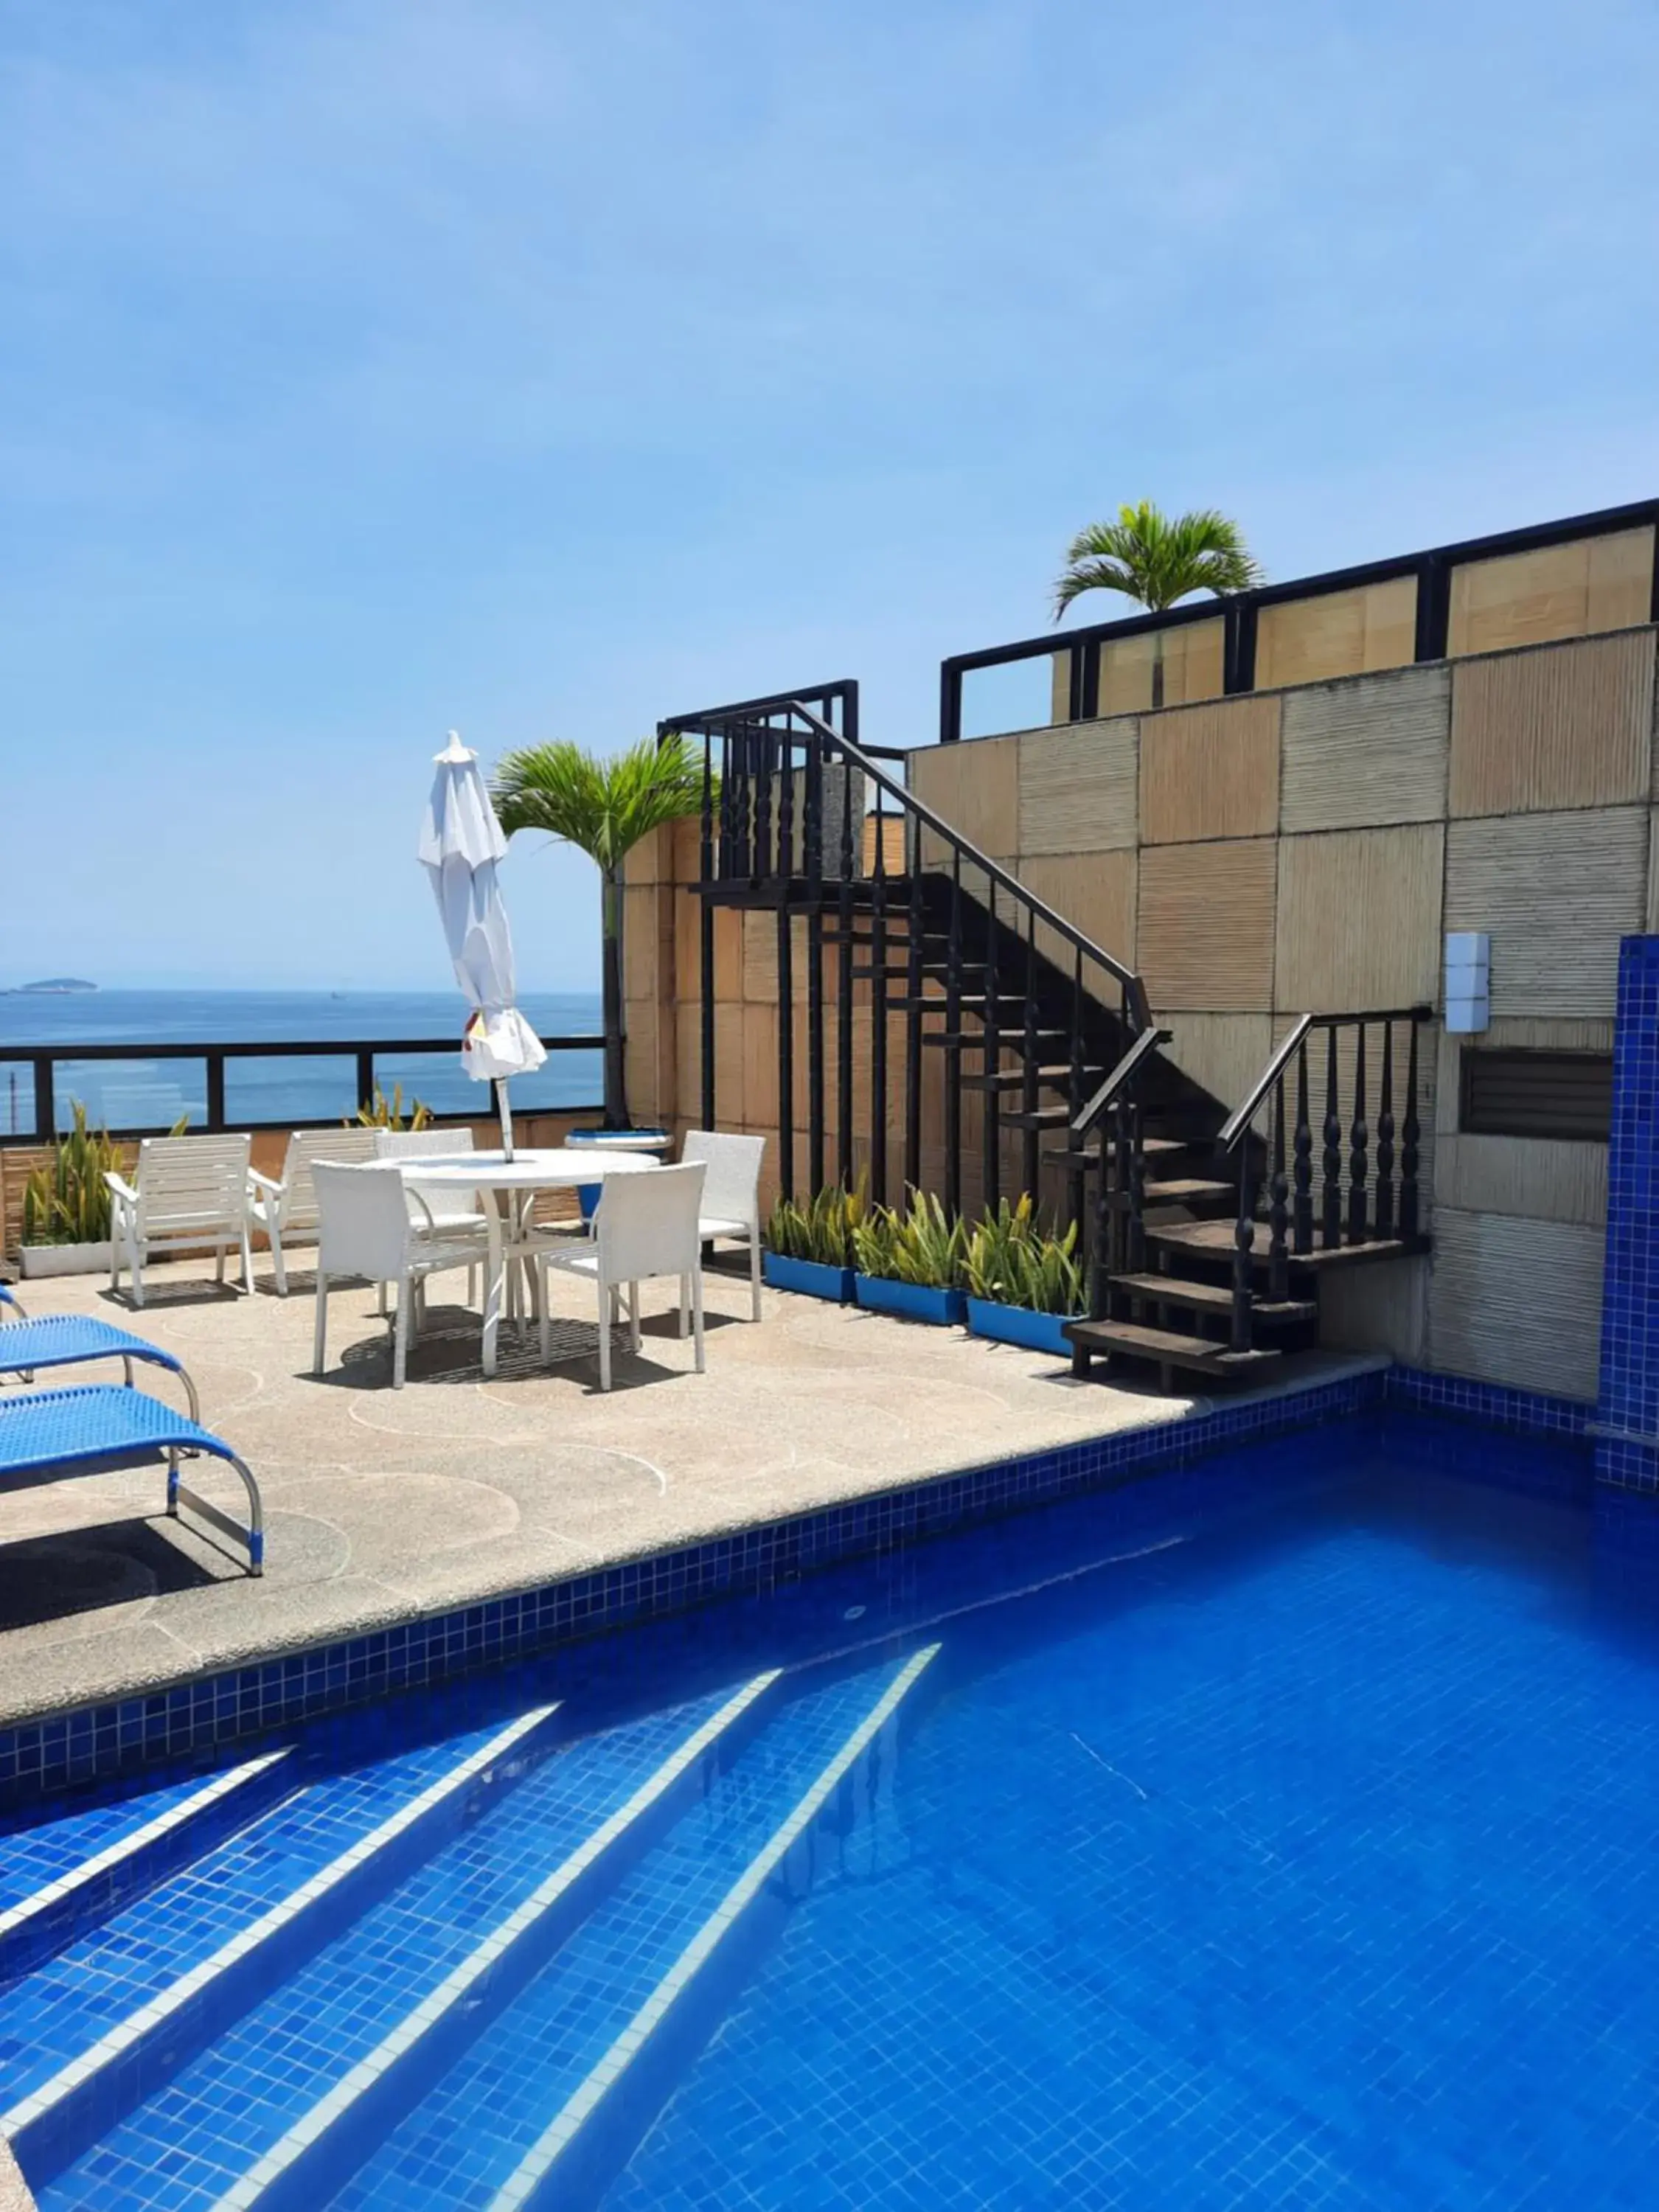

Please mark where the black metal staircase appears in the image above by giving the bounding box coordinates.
[661,680,1433,1391]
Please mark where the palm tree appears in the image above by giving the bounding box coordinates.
[493,732,705,1130]
[1054,500,1263,619]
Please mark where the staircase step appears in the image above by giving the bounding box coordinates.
[963,1066,1104,1093]
[0,1747,296,1983]
[1041,1138,1204,1171]
[324,1649,941,2212]
[896,995,1030,1015]
[0,1703,565,2185]
[921,1029,1068,1051]
[1147,1220,1431,1272]
[58,1678,782,2212]
[998,1106,1072,1131]
[1143,1178,1236,1206]
[1107,1273,1316,1322]
[1064,1318,1282,1376]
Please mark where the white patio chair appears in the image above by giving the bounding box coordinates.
[536,1161,707,1391]
[372,1127,481,1307]
[681,1130,765,1321]
[312,1162,490,1391]
[248,1126,378,1295]
[106,1134,254,1307]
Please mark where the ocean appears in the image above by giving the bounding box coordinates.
[0,990,604,1138]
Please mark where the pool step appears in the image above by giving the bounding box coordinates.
[327,1647,940,2212]
[1,1703,564,2187]
[0,1748,297,1983]
[41,1677,781,2212]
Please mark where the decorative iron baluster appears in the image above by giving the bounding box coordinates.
[1347,1022,1369,1246]
[944,853,964,1220]
[777,720,796,884]
[1292,1040,1313,1254]
[1399,1020,1422,1240]
[837,749,855,1188]
[776,897,794,1202]
[904,864,924,1197]
[870,782,888,1206]
[1021,908,1040,1202]
[1268,1086,1290,1304]
[1125,1088,1147,1280]
[1090,1113,1113,1321]
[1232,1128,1255,1353]
[1113,1085,1133,1307]
[981,883,1001,1213]
[700,733,717,1129]
[1321,1027,1342,1249]
[805,728,826,1194]
[1375,1019,1396,1239]
[1065,955,1086,1237]
[753,720,773,888]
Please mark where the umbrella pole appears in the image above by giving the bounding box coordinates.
[495,1078,515,1163]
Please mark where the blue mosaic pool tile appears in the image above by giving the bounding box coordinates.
[1599,935,1659,1493]
[0,1374,1379,1808]
[1385,1363,1592,1437]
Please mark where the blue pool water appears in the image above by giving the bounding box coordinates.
[3,1410,1658,2209]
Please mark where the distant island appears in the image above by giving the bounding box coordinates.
[1,978,97,995]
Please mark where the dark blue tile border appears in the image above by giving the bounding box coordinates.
[1596,935,1659,1495]
[0,1373,1380,1808]
[1385,1364,1593,1439]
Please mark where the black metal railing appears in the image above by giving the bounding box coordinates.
[1218,1007,1432,1350]
[1070,1026,1172,1321]
[661,682,1152,1220]
[939,496,1659,744]
[0,1035,602,1145]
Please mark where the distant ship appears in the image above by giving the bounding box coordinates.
[1,978,97,995]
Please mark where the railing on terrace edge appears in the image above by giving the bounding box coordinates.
[1217,1008,1433,1352]
[658,679,1152,1222]
[938,495,1659,742]
[0,1036,602,1145]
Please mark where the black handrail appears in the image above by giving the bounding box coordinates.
[0,1034,601,1144]
[782,700,1152,1031]
[1071,1026,1170,1135]
[1219,1007,1431,1149]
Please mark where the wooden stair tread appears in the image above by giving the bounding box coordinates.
[1142,1177,1234,1203]
[921,1030,1068,1049]
[1147,1221,1431,1271]
[964,1066,1105,1092]
[1107,1273,1315,1321]
[1063,1318,1282,1373]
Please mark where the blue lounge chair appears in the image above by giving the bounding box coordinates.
[0,1283,24,1316]
[0,1384,263,1576]
[0,1312,202,1422]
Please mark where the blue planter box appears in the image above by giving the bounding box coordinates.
[566,1126,671,1220]
[762,1252,855,1304]
[853,1276,967,1326]
[964,1298,1080,1358]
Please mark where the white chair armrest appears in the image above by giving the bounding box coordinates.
[406,1189,440,1234]
[247,1169,284,1198]
[105,1172,138,1205]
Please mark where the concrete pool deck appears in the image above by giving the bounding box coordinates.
[0,1256,1385,1727]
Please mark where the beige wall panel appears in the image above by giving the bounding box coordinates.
[1137,840,1276,1012]
[1160,619,1226,708]
[1318,1258,1428,1363]
[1096,633,1155,717]
[742,1004,779,1130]
[1427,1208,1603,1400]
[1156,1013,1274,1114]
[1587,528,1655,631]
[673,892,703,1007]
[675,1015,700,1127]
[1017,717,1139,856]
[1435,1133,1607,1228]
[1433,1016,1615,1134]
[1279,664,1450,833]
[622,884,670,1004]
[742,911,779,1006]
[670,815,701,886]
[1447,529,1655,656]
[1274,824,1444,1014]
[1449,629,1655,816]
[714,1004,745,1125]
[712,905,743,1004]
[1051,650,1072,726]
[1018,851,1137,973]
[1141,695,1281,845]
[911,734,1020,866]
[1444,807,1646,1018]
[1256,576,1419,691]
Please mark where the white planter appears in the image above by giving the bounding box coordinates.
[18,1241,112,1279]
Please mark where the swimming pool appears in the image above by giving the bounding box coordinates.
[2,1408,1655,2210]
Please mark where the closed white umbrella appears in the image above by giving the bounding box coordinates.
[417,731,546,1160]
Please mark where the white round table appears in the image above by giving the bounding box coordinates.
[394,1147,661,1376]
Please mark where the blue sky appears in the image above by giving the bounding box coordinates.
[3,0,1657,991]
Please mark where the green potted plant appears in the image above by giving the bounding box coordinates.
[493,734,704,1203]
[18,1101,122,1278]
[964,1194,1085,1357]
[763,1180,866,1304]
[852,1189,968,1325]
